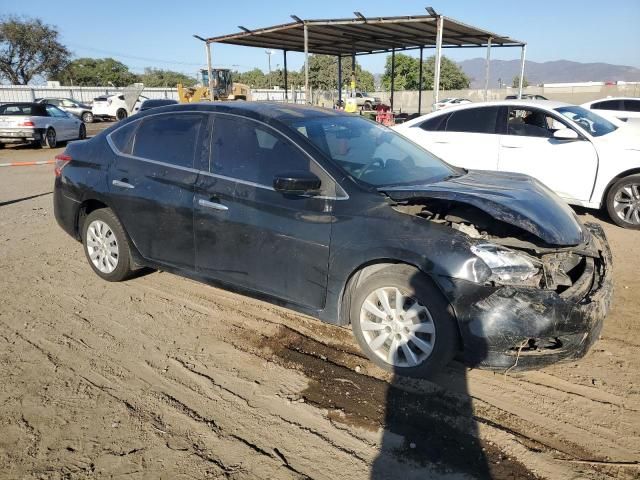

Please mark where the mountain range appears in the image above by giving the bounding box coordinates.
[457,59,640,88]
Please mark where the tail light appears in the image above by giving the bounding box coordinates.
[20,121,35,126]
[54,153,72,177]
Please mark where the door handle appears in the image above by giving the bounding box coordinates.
[112,179,135,189]
[198,198,228,211]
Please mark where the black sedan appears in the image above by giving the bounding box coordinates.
[53,102,613,377]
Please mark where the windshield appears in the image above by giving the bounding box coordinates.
[555,105,618,137]
[288,115,460,187]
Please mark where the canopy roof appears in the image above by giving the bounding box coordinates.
[204,14,524,56]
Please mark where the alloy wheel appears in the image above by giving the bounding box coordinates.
[86,220,119,274]
[359,287,436,367]
[613,183,640,225]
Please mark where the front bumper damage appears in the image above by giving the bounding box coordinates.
[441,222,613,370]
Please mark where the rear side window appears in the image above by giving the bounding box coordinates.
[444,107,499,134]
[622,99,640,112]
[417,114,449,131]
[110,122,138,154]
[592,100,622,111]
[132,114,203,169]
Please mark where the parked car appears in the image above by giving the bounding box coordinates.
[353,91,381,110]
[394,100,640,228]
[92,94,148,121]
[581,97,640,123]
[138,98,178,112]
[505,94,548,100]
[0,102,86,148]
[433,97,471,111]
[53,103,612,377]
[35,97,94,123]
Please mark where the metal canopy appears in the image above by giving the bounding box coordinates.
[205,14,524,55]
[199,10,527,112]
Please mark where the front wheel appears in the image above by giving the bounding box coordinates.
[82,209,134,281]
[606,175,640,229]
[350,264,458,378]
[116,109,128,121]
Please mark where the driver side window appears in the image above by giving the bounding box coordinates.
[507,108,564,138]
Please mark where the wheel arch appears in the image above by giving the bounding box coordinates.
[599,168,640,207]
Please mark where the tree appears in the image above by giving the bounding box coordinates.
[53,58,138,86]
[0,16,69,84]
[304,55,375,92]
[381,54,470,91]
[512,75,529,88]
[139,68,195,87]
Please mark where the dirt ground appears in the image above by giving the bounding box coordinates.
[0,124,638,479]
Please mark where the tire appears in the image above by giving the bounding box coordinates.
[44,128,57,148]
[606,175,640,229]
[350,264,458,378]
[0,143,4,149]
[116,109,128,121]
[79,124,87,140]
[363,101,373,111]
[82,208,134,282]
[81,111,94,123]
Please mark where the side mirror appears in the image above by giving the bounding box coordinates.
[273,172,321,195]
[553,128,580,140]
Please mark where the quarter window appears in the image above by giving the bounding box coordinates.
[417,114,449,131]
[622,99,640,112]
[444,107,499,134]
[210,115,337,196]
[592,100,622,111]
[110,122,138,154]
[131,114,203,169]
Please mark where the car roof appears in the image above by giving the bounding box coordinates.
[133,101,349,123]
[583,97,638,104]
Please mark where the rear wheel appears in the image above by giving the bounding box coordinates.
[116,109,128,121]
[44,128,57,148]
[350,264,458,378]
[81,111,94,123]
[606,175,640,229]
[363,101,373,111]
[82,209,134,282]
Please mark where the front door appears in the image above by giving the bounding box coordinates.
[107,112,207,269]
[194,113,338,309]
[498,106,599,202]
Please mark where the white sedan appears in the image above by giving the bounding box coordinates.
[432,97,471,111]
[581,97,640,124]
[393,100,640,228]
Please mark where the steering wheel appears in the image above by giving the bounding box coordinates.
[356,158,385,179]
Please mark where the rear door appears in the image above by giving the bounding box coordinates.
[194,113,338,309]
[107,112,207,269]
[406,106,502,170]
[498,106,598,202]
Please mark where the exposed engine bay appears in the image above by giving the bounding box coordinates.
[393,199,598,293]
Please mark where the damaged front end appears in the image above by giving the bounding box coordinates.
[391,196,613,370]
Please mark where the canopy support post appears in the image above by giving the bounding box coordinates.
[205,41,214,100]
[433,15,444,107]
[351,52,356,97]
[304,23,310,104]
[283,49,288,102]
[518,43,527,99]
[484,37,492,101]
[390,48,395,111]
[337,55,342,107]
[418,46,424,115]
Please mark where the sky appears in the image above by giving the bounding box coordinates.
[3,0,640,78]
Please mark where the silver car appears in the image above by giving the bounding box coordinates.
[0,102,86,149]
[36,97,94,123]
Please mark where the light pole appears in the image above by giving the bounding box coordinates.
[265,49,273,88]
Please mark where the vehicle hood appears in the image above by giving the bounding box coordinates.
[380,170,585,246]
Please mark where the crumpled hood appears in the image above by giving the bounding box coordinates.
[381,170,585,246]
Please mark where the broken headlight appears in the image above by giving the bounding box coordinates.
[471,243,540,284]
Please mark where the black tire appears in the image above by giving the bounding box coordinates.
[606,175,640,229]
[79,124,87,140]
[44,128,57,148]
[363,101,373,111]
[82,208,134,282]
[81,111,94,123]
[0,143,5,149]
[116,109,128,121]
[350,264,458,378]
